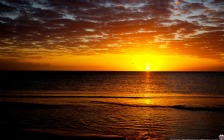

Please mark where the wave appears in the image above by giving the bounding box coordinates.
[0,101,61,110]
[1,100,224,112]
[0,128,125,140]
[0,95,147,99]
[91,101,224,112]
[170,105,224,112]
[1,94,224,99]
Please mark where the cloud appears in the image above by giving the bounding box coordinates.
[0,59,53,70]
[211,0,224,4]
[0,0,223,62]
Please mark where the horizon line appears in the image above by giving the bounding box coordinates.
[0,70,224,72]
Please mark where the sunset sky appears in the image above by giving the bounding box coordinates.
[0,0,224,71]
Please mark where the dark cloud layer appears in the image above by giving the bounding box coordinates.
[0,59,54,70]
[0,0,224,65]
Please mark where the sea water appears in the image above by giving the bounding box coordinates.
[0,71,224,139]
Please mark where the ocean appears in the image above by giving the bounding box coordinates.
[0,71,224,139]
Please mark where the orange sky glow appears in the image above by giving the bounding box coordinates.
[0,0,224,71]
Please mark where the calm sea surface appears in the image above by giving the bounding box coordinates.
[0,71,224,139]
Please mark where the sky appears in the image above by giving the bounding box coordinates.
[0,0,224,71]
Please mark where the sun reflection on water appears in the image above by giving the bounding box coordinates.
[143,99,151,105]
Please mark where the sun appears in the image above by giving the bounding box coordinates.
[146,64,150,71]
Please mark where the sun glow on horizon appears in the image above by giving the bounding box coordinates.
[146,64,150,71]
[6,53,222,71]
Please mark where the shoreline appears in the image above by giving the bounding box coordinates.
[1,129,126,140]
